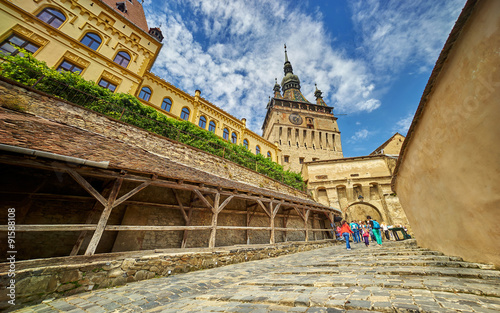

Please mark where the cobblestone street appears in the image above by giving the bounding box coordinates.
[14,240,500,312]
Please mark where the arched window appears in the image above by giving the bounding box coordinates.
[256,145,261,155]
[231,132,237,144]
[113,51,130,67]
[223,128,229,140]
[138,87,151,101]
[0,35,39,56]
[267,151,271,159]
[243,139,249,149]
[198,116,207,129]
[80,32,101,50]
[180,107,190,120]
[161,98,172,112]
[37,8,66,28]
[208,121,216,133]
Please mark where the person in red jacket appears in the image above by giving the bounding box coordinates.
[339,220,354,250]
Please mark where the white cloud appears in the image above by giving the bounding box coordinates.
[143,0,382,133]
[350,0,465,76]
[394,113,415,135]
[350,129,370,142]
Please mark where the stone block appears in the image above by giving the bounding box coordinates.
[59,270,82,284]
[107,268,125,278]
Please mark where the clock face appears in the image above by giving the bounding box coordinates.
[289,113,303,125]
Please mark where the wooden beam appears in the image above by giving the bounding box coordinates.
[66,168,107,207]
[0,225,97,231]
[217,195,234,213]
[194,189,214,211]
[283,210,290,242]
[208,192,220,248]
[304,209,311,242]
[111,181,151,208]
[0,225,328,232]
[84,178,123,256]
[257,200,271,218]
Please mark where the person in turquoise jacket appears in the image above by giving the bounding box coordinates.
[367,216,383,245]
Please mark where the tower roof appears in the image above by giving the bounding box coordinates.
[279,45,310,103]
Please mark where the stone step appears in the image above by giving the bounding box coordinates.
[194,286,500,312]
[276,265,500,280]
[304,260,491,269]
[243,274,500,297]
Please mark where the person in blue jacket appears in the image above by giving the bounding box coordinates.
[367,216,383,245]
[349,221,360,243]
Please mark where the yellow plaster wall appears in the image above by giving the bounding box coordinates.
[0,0,161,94]
[394,0,500,267]
[139,74,281,163]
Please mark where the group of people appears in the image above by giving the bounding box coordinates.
[335,216,397,250]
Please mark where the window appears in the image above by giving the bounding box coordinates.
[243,139,249,149]
[98,78,116,92]
[199,116,207,129]
[267,151,271,159]
[37,8,66,28]
[80,32,102,50]
[284,156,289,163]
[223,128,229,140]
[312,158,319,161]
[231,132,237,144]
[208,121,216,133]
[161,98,172,112]
[57,60,83,74]
[138,87,151,101]
[113,51,130,67]
[0,35,39,56]
[116,2,127,13]
[256,145,261,155]
[180,107,190,120]
[299,157,304,164]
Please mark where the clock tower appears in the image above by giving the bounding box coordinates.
[262,46,343,172]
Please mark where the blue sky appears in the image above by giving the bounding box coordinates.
[143,0,465,157]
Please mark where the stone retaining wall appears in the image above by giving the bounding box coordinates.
[0,240,338,310]
[0,79,309,200]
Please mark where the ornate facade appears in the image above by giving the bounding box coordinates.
[262,46,343,172]
[0,0,280,162]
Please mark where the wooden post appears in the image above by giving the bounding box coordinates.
[174,189,193,248]
[283,210,290,242]
[70,182,113,256]
[269,201,282,245]
[208,192,220,248]
[84,178,123,256]
[304,209,311,242]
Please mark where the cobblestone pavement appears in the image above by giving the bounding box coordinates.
[14,240,500,312]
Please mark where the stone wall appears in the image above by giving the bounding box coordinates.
[0,240,338,310]
[393,0,500,268]
[0,79,309,200]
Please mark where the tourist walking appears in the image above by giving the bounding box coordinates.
[349,221,360,243]
[382,223,390,240]
[367,216,383,245]
[339,220,354,250]
[362,226,370,247]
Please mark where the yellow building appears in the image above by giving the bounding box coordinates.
[0,0,280,162]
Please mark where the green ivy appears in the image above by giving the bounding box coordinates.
[0,52,306,190]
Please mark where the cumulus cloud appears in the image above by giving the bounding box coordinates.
[394,113,415,135]
[350,129,371,142]
[143,0,381,133]
[350,0,465,75]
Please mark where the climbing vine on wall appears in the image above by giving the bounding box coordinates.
[0,52,306,191]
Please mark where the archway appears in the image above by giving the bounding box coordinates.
[344,202,383,223]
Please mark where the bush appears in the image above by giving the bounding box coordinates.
[0,52,306,191]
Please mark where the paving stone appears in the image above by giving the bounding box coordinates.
[11,240,500,313]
